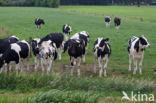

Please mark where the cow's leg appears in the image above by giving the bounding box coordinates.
[133,59,138,74]
[58,48,63,60]
[93,58,97,73]
[47,58,53,74]
[128,54,132,71]
[139,55,144,75]
[15,63,20,76]
[98,57,103,77]
[70,57,75,76]
[103,56,109,77]
[77,57,81,76]
[41,58,45,74]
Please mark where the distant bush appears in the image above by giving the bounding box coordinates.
[28,89,99,103]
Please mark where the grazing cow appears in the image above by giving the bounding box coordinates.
[38,40,57,74]
[93,38,111,77]
[128,35,150,74]
[70,31,89,63]
[0,36,19,57]
[0,40,31,74]
[64,39,85,76]
[62,24,72,41]
[30,38,41,71]
[35,18,45,29]
[105,16,111,27]
[114,17,121,29]
[40,32,64,60]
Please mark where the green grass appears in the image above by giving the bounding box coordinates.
[0,6,156,103]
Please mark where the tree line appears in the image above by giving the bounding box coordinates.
[0,0,154,7]
[60,0,153,6]
[0,0,60,8]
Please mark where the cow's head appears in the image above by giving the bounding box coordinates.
[139,35,150,49]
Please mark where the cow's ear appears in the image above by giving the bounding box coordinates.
[105,38,109,41]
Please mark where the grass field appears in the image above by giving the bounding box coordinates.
[0,6,156,103]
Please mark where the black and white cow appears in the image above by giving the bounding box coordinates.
[0,36,19,57]
[62,24,72,41]
[0,40,31,74]
[93,38,111,77]
[128,35,150,74]
[70,31,89,63]
[114,17,121,29]
[38,40,57,74]
[35,18,45,29]
[40,32,64,60]
[64,39,85,76]
[105,16,111,27]
[31,38,41,71]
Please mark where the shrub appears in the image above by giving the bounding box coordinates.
[28,89,99,103]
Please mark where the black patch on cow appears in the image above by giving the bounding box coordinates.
[78,34,89,47]
[105,17,111,22]
[17,42,29,59]
[139,37,148,45]
[31,40,39,56]
[0,47,19,68]
[114,17,121,26]
[0,36,19,54]
[134,40,140,52]
[40,33,64,48]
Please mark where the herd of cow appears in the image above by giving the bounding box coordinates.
[0,17,150,77]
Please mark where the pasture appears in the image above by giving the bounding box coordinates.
[0,6,156,103]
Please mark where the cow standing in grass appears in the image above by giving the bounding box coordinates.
[62,24,72,41]
[105,16,111,27]
[40,33,64,60]
[35,18,45,29]
[93,38,111,77]
[0,40,31,74]
[70,31,89,63]
[128,35,150,74]
[30,38,41,71]
[63,39,85,76]
[114,17,121,29]
[38,40,57,74]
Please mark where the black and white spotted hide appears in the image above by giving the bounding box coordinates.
[64,39,85,76]
[70,31,89,63]
[128,35,150,74]
[62,24,72,41]
[35,18,45,29]
[105,16,111,27]
[0,35,19,57]
[114,17,121,29]
[40,33,64,60]
[93,38,111,77]
[0,40,31,74]
[31,38,41,71]
[38,40,57,74]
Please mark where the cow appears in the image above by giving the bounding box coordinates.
[0,40,31,74]
[35,18,45,29]
[30,38,41,71]
[0,35,19,57]
[128,35,150,74]
[62,24,72,41]
[70,31,89,63]
[38,40,57,74]
[114,17,121,29]
[93,37,111,77]
[40,32,64,60]
[105,16,111,27]
[63,39,85,76]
